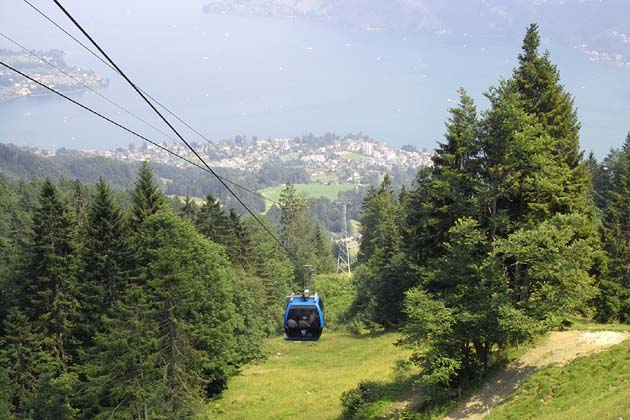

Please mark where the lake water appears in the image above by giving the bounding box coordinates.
[1,0,629,158]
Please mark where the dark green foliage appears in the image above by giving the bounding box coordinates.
[0,169,286,418]
[0,366,13,420]
[492,213,600,325]
[313,225,335,274]
[596,132,630,322]
[0,179,82,416]
[26,372,78,420]
[25,179,80,368]
[403,89,481,266]
[178,195,199,222]
[228,208,253,267]
[357,175,400,264]
[76,178,130,350]
[81,210,241,418]
[278,183,335,285]
[340,381,382,418]
[352,175,414,327]
[130,161,165,230]
[514,24,583,168]
[245,216,294,333]
[196,192,234,248]
[0,308,54,417]
[400,219,502,394]
[0,175,23,328]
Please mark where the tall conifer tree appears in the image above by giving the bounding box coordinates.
[197,192,233,247]
[77,178,130,350]
[598,133,630,321]
[130,161,165,230]
[26,179,79,368]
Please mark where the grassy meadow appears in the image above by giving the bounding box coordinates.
[259,183,359,212]
[208,332,411,419]
[487,339,630,420]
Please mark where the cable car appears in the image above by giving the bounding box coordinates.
[283,290,325,341]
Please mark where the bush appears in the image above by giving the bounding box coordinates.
[315,274,356,330]
[340,381,382,418]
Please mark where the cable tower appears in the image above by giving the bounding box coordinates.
[335,201,352,277]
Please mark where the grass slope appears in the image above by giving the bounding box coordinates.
[208,332,410,419]
[259,183,359,212]
[487,340,630,420]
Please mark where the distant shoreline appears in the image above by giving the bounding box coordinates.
[0,86,104,104]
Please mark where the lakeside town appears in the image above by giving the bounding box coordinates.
[0,49,108,102]
[36,135,433,184]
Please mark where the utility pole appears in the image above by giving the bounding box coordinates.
[335,201,352,277]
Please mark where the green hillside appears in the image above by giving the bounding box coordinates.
[487,340,630,420]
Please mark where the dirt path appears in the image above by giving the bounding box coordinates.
[443,330,630,420]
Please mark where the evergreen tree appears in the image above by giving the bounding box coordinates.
[278,183,317,286]
[353,175,413,326]
[0,365,13,420]
[400,219,500,395]
[25,179,80,369]
[130,161,165,230]
[399,24,601,400]
[0,308,54,418]
[512,23,590,215]
[598,133,630,321]
[69,179,89,239]
[82,211,241,418]
[179,195,199,223]
[404,89,481,266]
[245,216,294,333]
[313,225,334,274]
[196,192,234,247]
[76,178,130,350]
[228,208,252,267]
[0,176,21,328]
[514,24,582,167]
[357,175,398,263]
[1,179,81,417]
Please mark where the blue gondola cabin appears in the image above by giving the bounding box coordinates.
[284,291,324,341]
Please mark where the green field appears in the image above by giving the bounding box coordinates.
[259,183,359,211]
[208,332,411,419]
[488,339,630,420]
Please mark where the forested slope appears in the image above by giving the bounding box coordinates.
[0,163,341,418]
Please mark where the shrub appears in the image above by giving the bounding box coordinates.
[340,381,382,418]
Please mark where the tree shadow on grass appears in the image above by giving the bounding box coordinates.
[336,359,425,420]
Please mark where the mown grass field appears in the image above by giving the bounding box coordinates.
[259,183,359,211]
[487,339,630,420]
[208,332,411,419]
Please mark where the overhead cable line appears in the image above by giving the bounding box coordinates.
[0,60,273,204]
[51,0,285,249]
[22,0,266,178]
[0,31,276,203]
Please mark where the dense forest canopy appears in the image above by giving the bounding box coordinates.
[0,161,339,418]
